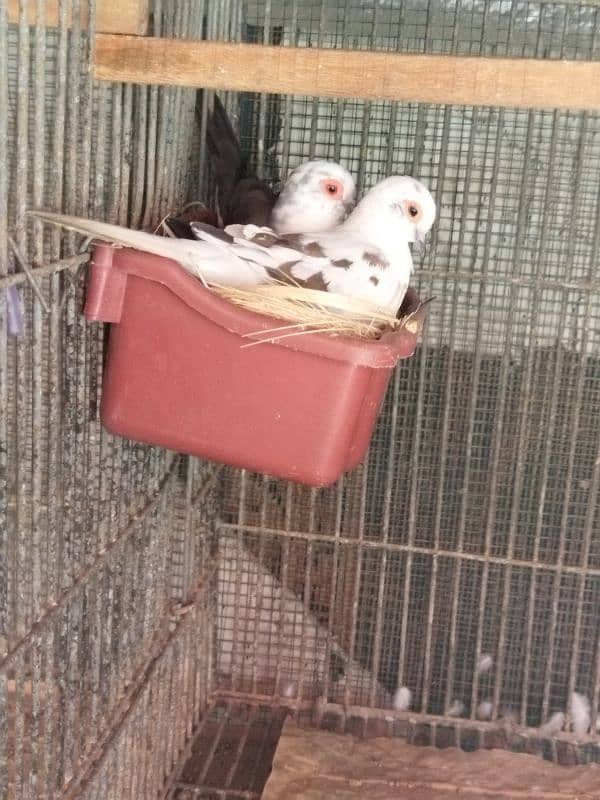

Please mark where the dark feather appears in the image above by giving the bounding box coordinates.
[206,95,276,227]
[163,205,220,241]
[163,217,196,240]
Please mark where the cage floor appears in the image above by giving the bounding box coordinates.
[170,703,288,799]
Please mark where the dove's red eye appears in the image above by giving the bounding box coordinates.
[402,199,422,222]
[320,177,343,198]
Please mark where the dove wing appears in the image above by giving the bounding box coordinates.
[200,222,412,310]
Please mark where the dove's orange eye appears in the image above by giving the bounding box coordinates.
[402,200,422,221]
[320,177,343,198]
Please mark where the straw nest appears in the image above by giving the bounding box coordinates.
[212,283,424,345]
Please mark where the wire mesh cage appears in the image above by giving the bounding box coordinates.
[2,0,600,797]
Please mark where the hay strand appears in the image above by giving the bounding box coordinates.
[212,283,420,343]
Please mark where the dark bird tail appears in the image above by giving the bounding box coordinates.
[204,94,276,228]
[206,93,248,206]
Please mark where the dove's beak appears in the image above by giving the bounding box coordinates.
[413,231,426,258]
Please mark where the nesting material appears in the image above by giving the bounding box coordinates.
[446,698,465,717]
[476,700,494,720]
[280,680,298,699]
[392,686,412,711]
[569,692,591,739]
[213,283,423,343]
[477,653,494,675]
[538,711,566,737]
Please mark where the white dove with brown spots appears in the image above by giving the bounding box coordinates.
[190,175,436,313]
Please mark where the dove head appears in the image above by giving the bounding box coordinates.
[345,176,436,255]
[270,160,357,234]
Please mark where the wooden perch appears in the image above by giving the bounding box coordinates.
[8,0,148,35]
[94,36,600,111]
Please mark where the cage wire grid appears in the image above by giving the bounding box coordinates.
[2,0,600,798]
[0,1,227,798]
[219,0,600,743]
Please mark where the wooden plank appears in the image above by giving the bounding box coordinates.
[94,36,600,111]
[263,719,600,799]
[8,0,148,36]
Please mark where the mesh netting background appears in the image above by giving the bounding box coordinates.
[2,1,600,797]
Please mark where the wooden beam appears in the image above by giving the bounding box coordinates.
[94,36,600,111]
[8,0,148,36]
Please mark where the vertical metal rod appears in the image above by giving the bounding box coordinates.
[297,538,314,702]
[343,462,367,707]
[33,633,48,796]
[369,369,401,705]
[62,4,85,779]
[40,21,67,610]
[108,84,123,222]
[119,83,133,224]
[30,0,47,625]
[230,471,247,690]
[49,0,69,612]
[251,484,268,695]
[0,15,10,734]
[255,0,272,180]
[13,656,25,798]
[279,0,299,177]
[14,0,32,649]
[151,84,171,224]
[321,477,344,702]
[142,74,159,229]
[129,86,147,227]
[28,4,47,789]
[274,484,291,696]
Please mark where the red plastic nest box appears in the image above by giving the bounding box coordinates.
[84,245,427,487]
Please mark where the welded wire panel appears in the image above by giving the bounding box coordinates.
[247,0,600,57]
[218,0,600,760]
[1,1,226,797]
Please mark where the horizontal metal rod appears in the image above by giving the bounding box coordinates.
[0,252,89,289]
[94,37,600,111]
[415,267,600,294]
[220,522,600,577]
